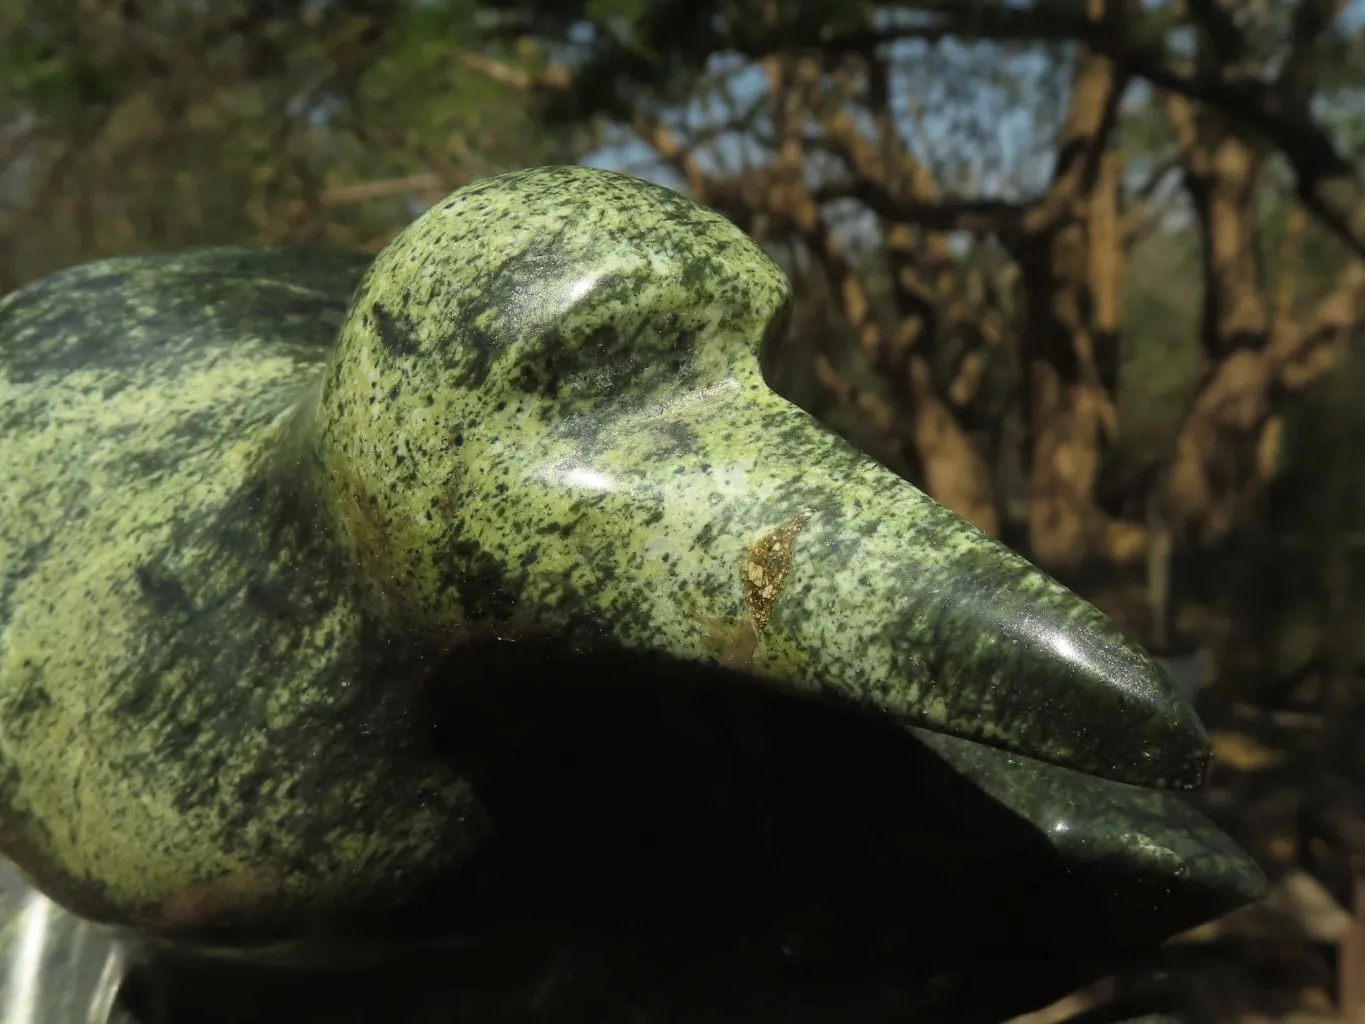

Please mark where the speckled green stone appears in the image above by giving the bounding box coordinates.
[909,726,1267,930]
[0,165,1224,945]
[309,166,1208,789]
[0,247,488,938]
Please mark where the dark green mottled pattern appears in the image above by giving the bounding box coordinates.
[312,164,1207,788]
[0,248,489,936]
[911,726,1267,912]
[0,166,1237,953]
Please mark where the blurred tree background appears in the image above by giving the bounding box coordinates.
[5,0,1365,1017]
[2,0,1364,710]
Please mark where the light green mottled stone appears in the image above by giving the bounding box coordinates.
[0,166,1230,946]
[0,248,490,938]
[311,165,1207,789]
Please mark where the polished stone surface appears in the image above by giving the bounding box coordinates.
[0,166,1261,1021]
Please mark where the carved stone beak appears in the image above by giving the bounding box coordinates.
[315,164,1210,791]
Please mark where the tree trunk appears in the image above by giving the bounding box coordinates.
[1017,47,1135,573]
[909,354,1001,535]
[762,53,1002,536]
[1165,99,1274,544]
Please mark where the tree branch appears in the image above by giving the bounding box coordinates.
[1280,0,1348,102]
[813,180,1025,237]
[742,2,1365,260]
[629,114,713,202]
[1184,0,1249,65]
[973,9,1365,259]
[322,173,444,205]
[1127,67,1365,259]
[458,51,571,91]
[1272,260,1365,390]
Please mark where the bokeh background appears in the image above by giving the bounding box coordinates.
[3,1,1364,1019]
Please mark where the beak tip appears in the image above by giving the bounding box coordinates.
[1112,650,1214,790]
[972,633,1216,790]
[1065,619,1217,790]
[1096,689,1212,791]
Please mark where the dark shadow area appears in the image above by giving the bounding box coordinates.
[123,641,1220,1023]
[1052,985,1211,1024]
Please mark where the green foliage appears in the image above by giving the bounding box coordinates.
[2,40,125,114]
[348,1,563,174]
[0,0,573,292]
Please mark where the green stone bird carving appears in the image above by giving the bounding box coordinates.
[0,166,1262,969]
